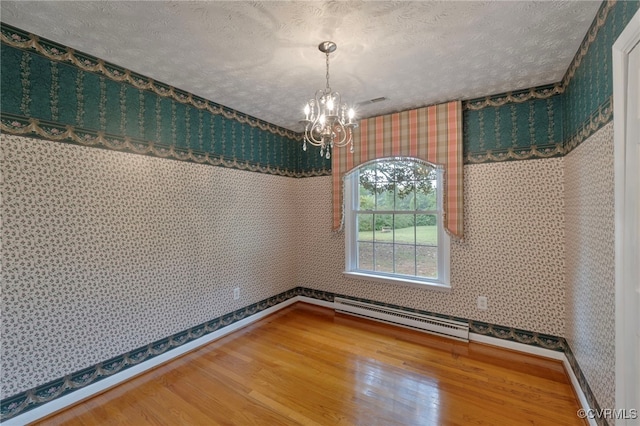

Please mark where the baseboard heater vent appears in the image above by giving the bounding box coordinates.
[334,297,469,341]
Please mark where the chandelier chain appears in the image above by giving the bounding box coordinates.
[325,52,331,92]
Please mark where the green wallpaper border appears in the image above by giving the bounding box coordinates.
[0,23,298,140]
[463,0,639,164]
[1,113,302,177]
[463,87,564,164]
[1,0,637,172]
[562,0,638,157]
[0,22,333,177]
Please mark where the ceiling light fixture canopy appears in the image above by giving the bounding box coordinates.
[301,41,357,159]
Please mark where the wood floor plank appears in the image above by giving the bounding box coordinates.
[32,303,585,426]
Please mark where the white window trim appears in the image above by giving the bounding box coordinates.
[343,159,451,291]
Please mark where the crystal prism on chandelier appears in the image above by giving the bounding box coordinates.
[300,41,358,159]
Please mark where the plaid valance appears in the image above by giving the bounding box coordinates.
[332,100,463,238]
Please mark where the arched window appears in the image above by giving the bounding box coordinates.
[343,157,450,289]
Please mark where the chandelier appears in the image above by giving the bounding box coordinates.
[301,41,358,159]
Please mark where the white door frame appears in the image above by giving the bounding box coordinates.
[613,8,640,425]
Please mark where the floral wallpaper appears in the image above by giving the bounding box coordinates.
[561,1,639,423]
[1,134,299,398]
[565,122,615,422]
[295,157,565,336]
[2,0,638,422]
[1,134,570,419]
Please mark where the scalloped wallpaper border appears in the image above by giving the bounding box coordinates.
[0,23,299,141]
[0,0,634,169]
[0,113,329,178]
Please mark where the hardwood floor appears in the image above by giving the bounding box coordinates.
[34,303,585,425]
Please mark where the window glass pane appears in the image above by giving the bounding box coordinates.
[374,243,394,273]
[393,214,415,245]
[358,242,374,271]
[359,163,377,185]
[375,162,394,183]
[374,214,393,241]
[416,214,438,245]
[415,181,437,211]
[358,164,376,210]
[394,244,416,276]
[358,186,375,210]
[375,181,395,210]
[357,214,374,241]
[415,163,436,180]
[416,246,437,279]
[395,182,415,210]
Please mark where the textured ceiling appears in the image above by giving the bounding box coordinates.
[1,1,601,132]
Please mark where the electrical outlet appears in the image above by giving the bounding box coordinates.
[233,287,240,300]
[477,296,488,310]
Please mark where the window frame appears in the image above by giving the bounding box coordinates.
[343,157,451,291]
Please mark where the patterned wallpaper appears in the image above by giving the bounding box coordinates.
[565,122,615,421]
[0,0,635,420]
[295,158,565,336]
[562,0,639,153]
[561,2,638,422]
[0,23,332,176]
[0,134,299,397]
[0,132,568,412]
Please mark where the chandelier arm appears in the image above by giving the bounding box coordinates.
[333,123,350,147]
[304,126,324,147]
[310,89,327,145]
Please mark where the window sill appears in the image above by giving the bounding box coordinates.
[342,271,451,292]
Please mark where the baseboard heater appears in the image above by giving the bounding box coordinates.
[334,297,469,341]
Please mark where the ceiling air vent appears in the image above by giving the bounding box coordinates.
[357,97,388,107]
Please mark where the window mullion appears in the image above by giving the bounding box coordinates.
[392,214,396,274]
[392,173,396,275]
[372,212,376,272]
[414,213,417,276]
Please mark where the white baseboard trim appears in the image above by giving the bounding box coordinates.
[469,332,565,360]
[297,295,335,309]
[469,332,594,426]
[3,297,299,426]
[563,356,598,426]
[4,296,593,426]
